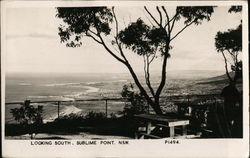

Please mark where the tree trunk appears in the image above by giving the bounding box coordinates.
[155,49,168,98]
[124,62,164,114]
[153,96,163,115]
[221,51,232,83]
[153,42,170,115]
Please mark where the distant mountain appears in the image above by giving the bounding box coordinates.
[166,70,225,80]
[206,72,232,80]
[198,71,242,85]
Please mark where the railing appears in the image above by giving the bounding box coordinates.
[6,98,129,119]
[5,93,222,121]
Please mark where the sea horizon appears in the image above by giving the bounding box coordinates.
[5,69,226,103]
[5,69,226,123]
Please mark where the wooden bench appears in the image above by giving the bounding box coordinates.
[135,132,161,139]
[134,114,191,139]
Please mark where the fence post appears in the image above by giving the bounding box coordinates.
[57,101,60,119]
[105,99,108,118]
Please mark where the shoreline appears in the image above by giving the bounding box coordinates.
[43,105,84,123]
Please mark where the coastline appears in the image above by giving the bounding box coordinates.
[43,105,84,123]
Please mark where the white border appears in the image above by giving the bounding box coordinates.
[1,1,249,158]
[1,0,248,7]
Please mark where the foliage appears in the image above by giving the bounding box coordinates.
[215,24,242,53]
[54,111,107,126]
[213,6,243,138]
[10,100,43,138]
[228,6,242,13]
[56,7,113,47]
[118,19,168,56]
[56,6,215,115]
[176,6,214,25]
[10,100,43,125]
[46,112,107,133]
[54,113,85,126]
[84,111,107,123]
[121,84,148,117]
[214,6,242,83]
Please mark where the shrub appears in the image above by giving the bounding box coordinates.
[84,111,107,125]
[54,113,85,125]
[10,100,43,138]
[120,84,148,118]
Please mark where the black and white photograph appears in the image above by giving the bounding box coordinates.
[1,1,249,157]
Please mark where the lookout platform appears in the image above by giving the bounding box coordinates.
[134,114,201,139]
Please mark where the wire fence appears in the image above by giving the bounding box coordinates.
[5,93,222,123]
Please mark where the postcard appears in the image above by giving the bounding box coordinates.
[1,0,249,157]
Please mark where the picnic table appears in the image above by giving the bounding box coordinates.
[176,101,214,117]
[134,114,193,139]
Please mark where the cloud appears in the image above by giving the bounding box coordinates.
[6,32,58,40]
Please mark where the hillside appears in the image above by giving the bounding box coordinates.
[197,71,243,92]
[200,71,242,84]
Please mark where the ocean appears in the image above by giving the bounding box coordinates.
[5,71,226,123]
[5,72,133,102]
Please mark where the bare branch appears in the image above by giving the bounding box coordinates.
[107,39,120,54]
[112,7,119,37]
[144,6,161,27]
[143,55,155,96]
[88,29,98,36]
[112,7,129,63]
[142,9,154,26]
[86,32,102,44]
[156,6,163,26]
[170,15,177,33]
[98,34,126,64]
[170,20,196,41]
[166,13,178,29]
[161,6,170,33]
[227,50,237,64]
[149,50,157,64]
[146,56,155,96]
[102,17,155,110]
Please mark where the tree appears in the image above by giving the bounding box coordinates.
[215,6,242,84]
[228,6,242,13]
[56,6,214,115]
[11,100,43,138]
[121,84,148,117]
[214,6,243,138]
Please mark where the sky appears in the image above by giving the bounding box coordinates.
[4,5,242,74]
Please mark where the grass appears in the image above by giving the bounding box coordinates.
[5,112,137,138]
